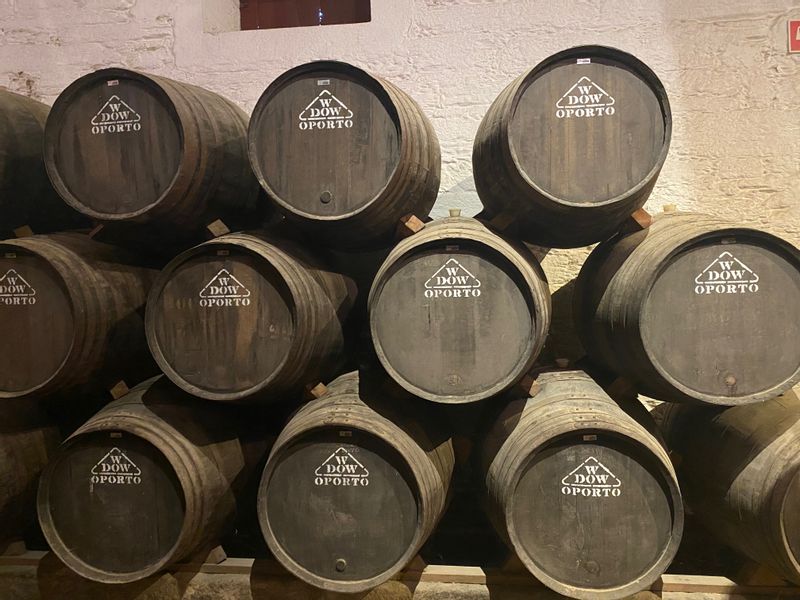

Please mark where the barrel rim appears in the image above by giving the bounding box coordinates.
[0,237,77,399]
[37,420,191,584]
[640,225,800,405]
[247,60,404,223]
[257,420,427,593]
[144,234,297,402]
[368,217,547,403]
[504,428,684,600]
[506,44,672,209]
[779,466,800,578]
[43,67,187,221]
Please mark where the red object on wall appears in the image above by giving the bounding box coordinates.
[790,20,800,53]
[240,0,371,31]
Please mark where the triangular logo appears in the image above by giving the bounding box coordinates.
[561,456,621,488]
[424,258,481,290]
[0,269,36,297]
[694,251,759,285]
[90,95,142,125]
[199,269,251,299]
[299,90,354,121]
[91,447,141,476]
[314,447,369,478]
[555,76,616,109]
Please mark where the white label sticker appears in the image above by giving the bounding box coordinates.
[561,456,622,497]
[555,76,616,119]
[576,58,591,65]
[299,90,354,130]
[199,269,252,307]
[90,447,142,485]
[314,447,370,487]
[694,251,760,295]
[91,95,142,135]
[0,269,36,306]
[424,258,481,299]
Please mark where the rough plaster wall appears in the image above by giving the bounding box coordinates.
[1,0,798,293]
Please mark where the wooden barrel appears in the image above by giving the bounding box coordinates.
[574,212,800,405]
[0,403,60,548]
[0,90,89,238]
[257,371,454,592]
[145,232,355,402]
[37,376,269,583]
[656,391,800,584]
[368,216,550,403]
[248,60,440,248]
[473,45,671,248]
[43,68,263,242]
[480,370,683,600]
[0,233,156,400]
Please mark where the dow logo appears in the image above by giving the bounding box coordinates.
[314,447,370,487]
[298,90,354,131]
[555,76,616,119]
[561,456,622,498]
[90,448,142,486]
[91,94,142,135]
[423,258,482,299]
[198,269,252,307]
[0,269,36,306]
[694,251,760,295]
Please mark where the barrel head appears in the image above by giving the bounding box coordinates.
[261,428,418,587]
[0,247,73,396]
[149,246,296,399]
[511,435,676,593]
[46,71,182,219]
[250,63,400,219]
[509,50,667,204]
[642,238,800,402]
[371,243,535,402]
[40,431,185,578]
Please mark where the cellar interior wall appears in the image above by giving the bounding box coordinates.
[1,0,798,293]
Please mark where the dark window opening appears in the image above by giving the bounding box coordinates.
[240,0,371,30]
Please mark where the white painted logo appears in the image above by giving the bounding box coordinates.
[90,448,142,485]
[561,456,622,498]
[91,94,142,135]
[0,269,36,306]
[555,76,616,119]
[694,251,760,295]
[299,90,354,130]
[314,447,370,487]
[199,269,251,307]
[424,258,482,299]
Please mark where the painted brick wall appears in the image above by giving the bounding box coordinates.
[1,0,798,290]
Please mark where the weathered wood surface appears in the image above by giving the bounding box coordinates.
[43,68,264,247]
[37,376,271,584]
[258,371,454,593]
[656,390,800,585]
[0,553,798,599]
[146,232,355,403]
[0,90,89,238]
[574,212,800,405]
[249,60,440,248]
[480,370,683,600]
[0,233,157,400]
[369,216,551,403]
[473,45,671,248]
[0,404,59,549]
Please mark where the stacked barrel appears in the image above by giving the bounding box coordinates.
[0,43,797,600]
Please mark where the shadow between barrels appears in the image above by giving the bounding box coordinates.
[36,552,187,600]
[249,558,417,600]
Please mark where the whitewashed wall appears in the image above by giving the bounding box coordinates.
[1,0,799,288]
